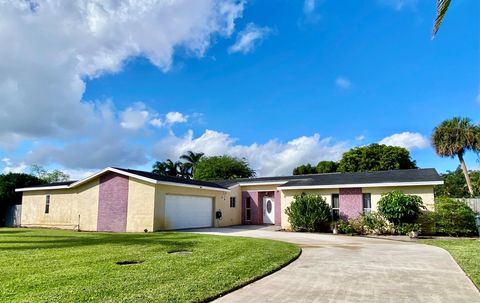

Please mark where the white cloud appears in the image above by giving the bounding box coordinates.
[378,0,417,11]
[335,77,351,90]
[150,118,163,128]
[120,103,151,130]
[379,132,429,150]
[228,23,271,54]
[302,0,322,23]
[1,158,28,174]
[0,0,244,147]
[355,135,365,141]
[303,0,317,14]
[154,129,348,176]
[166,112,188,125]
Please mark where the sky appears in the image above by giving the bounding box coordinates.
[0,0,479,180]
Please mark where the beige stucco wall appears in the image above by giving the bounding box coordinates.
[239,184,281,192]
[126,178,155,232]
[21,189,78,229]
[153,185,240,230]
[75,179,99,231]
[279,185,435,229]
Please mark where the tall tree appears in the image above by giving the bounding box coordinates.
[152,159,182,177]
[432,0,451,38]
[292,164,317,175]
[338,144,417,172]
[180,151,204,178]
[435,166,480,198]
[29,165,69,183]
[432,117,479,196]
[193,155,255,180]
[316,161,338,173]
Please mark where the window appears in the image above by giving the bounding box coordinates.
[45,195,50,214]
[331,194,339,221]
[230,196,236,208]
[363,193,371,214]
[245,197,252,221]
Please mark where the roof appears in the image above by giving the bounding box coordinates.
[16,167,228,192]
[216,168,443,189]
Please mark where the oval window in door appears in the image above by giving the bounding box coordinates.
[266,200,272,213]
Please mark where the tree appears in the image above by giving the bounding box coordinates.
[292,163,317,175]
[377,191,424,225]
[29,165,69,183]
[432,0,451,38]
[0,173,44,226]
[180,151,204,177]
[337,144,417,172]
[316,161,338,173]
[193,155,255,180]
[152,159,182,177]
[432,117,479,196]
[434,197,478,236]
[435,166,480,198]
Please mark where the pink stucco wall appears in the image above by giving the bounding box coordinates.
[97,172,129,232]
[339,188,363,219]
[274,190,281,226]
[242,191,279,225]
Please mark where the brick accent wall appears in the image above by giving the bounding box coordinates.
[339,188,363,219]
[97,173,129,232]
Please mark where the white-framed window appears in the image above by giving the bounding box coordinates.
[230,196,236,208]
[331,194,340,221]
[45,195,50,214]
[363,193,371,214]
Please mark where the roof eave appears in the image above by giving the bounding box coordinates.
[278,181,444,190]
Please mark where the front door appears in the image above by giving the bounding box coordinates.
[263,196,275,224]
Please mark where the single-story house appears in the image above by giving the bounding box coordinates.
[16,167,443,232]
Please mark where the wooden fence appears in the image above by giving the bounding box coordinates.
[457,198,480,213]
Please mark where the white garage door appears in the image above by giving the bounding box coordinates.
[165,195,213,230]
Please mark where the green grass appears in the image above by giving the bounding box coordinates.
[420,239,480,288]
[0,228,300,303]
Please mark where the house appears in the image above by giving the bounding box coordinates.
[15,167,443,232]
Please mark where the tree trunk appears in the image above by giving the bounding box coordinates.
[458,153,474,196]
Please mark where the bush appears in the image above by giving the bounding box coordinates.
[378,190,424,225]
[395,223,421,235]
[362,212,394,235]
[285,193,332,232]
[434,197,478,236]
[416,211,436,235]
[335,220,355,234]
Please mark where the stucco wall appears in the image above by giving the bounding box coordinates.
[76,179,99,231]
[339,188,363,219]
[97,173,129,232]
[126,178,155,232]
[21,189,78,229]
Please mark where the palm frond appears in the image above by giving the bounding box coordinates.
[432,0,451,38]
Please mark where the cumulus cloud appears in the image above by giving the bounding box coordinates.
[120,103,151,130]
[166,112,188,125]
[335,77,351,90]
[154,129,348,176]
[379,132,429,150]
[228,23,271,54]
[0,0,244,147]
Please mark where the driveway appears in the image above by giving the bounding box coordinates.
[187,226,480,303]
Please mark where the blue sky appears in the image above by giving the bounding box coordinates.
[0,0,479,179]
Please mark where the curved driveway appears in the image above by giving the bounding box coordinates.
[188,226,479,303]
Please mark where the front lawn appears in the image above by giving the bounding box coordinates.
[420,239,480,288]
[0,228,300,302]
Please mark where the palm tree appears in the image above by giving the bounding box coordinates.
[432,117,479,196]
[432,0,451,38]
[180,151,204,178]
[152,159,182,177]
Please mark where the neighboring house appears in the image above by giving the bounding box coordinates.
[15,167,443,232]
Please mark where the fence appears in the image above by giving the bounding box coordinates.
[5,204,22,227]
[457,198,480,213]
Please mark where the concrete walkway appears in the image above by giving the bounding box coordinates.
[187,226,480,303]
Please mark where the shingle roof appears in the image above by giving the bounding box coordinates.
[214,168,442,188]
[112,168,228,190]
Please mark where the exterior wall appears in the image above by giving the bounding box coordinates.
[76,179,99,231]
[153,184,234,230]
[126,178,155,232]
[97,173,129,232]
[242,191,262,224]
[224,186,242,226]
[21,189,78,229]
[367,185,436,211]
[274,190,281,226]
[339,188,363,219]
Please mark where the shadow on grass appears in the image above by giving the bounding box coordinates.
[0,231,203,251]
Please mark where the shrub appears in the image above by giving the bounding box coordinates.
[416,211,436,235]
[362,212,394,235]
[395,223,421,235]
[285,193,332,232]
[434,197,477,236]
[377,190,424,225]
[336,220,355,234]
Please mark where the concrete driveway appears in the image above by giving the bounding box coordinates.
[187,225,479,303]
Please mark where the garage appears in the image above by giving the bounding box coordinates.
[165,195,213,230]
